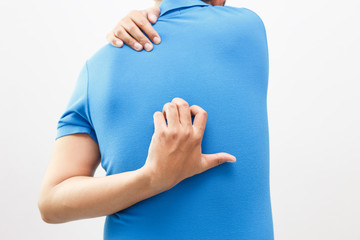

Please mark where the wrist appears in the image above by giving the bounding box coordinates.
[138,163,172,195]
[137,164,164,196]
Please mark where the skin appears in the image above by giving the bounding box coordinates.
[38,97,236,223]
[107,0,226,51]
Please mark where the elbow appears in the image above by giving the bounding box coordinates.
[38,194,66,224]
[38,197,56,224]
[39,211,57,224]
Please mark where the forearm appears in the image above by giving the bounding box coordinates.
[39,166,162,223]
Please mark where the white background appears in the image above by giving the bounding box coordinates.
[0,0,359,239]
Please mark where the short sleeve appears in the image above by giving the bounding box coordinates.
[55,61,98,144]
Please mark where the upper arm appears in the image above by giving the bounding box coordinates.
[41,60,101,192]
[41,133,101,191]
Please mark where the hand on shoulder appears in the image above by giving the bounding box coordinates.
[106,6,161,52]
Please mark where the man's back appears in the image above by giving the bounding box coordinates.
[57,0,272,239]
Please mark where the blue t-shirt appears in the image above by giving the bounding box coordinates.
[56,0,273,239]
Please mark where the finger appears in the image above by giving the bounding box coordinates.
[171,97,191,127]
[122,13,153,51]
[130,10,161,46]
[113,25,143,51]
[120,18,149,51]
[153,111,167,132]
[162,102,180,129]
[147,7,161,44]
[127,13,155,51]
[200,153,237,171]
[106,32,124,47]
[189,105,207,136]
[146,6,160,24]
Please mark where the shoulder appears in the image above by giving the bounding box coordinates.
[212,6,266,31]
[86,44,120,67]
[86,43,137,70]
[82,44,126,85]
[198,6,267,45]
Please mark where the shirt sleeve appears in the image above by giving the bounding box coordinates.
[55,61,98,144]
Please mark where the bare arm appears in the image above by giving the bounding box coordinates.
[38,133,157,223]
[38,98,236,224]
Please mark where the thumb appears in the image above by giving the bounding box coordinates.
[147,6,161,24]
[200,152,236,171]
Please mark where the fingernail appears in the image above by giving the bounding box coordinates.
[115,40,123,47]
[153,36,161,44]
[149,14,157,23]
[227,157,236,162]
[134,42,142,51]
[144,43,153,51]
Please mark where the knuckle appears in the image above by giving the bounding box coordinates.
[168,102,176,109]
[172,98,189,108]
[180,101,189,108]
[182,129,191,138]
[149,31,157,39]
[193,132,202,142]
[172,97,183,102]
[157,129,166,137]
[140,37,149,45]
[137,19,146,28]
[129,25,137,33]
[130,40,138,47]
[114,28,123,37]
[168,129,179,138]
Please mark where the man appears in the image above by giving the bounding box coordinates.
[38,0,273,239]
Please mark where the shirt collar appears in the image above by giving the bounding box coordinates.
[159,0,210,17]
